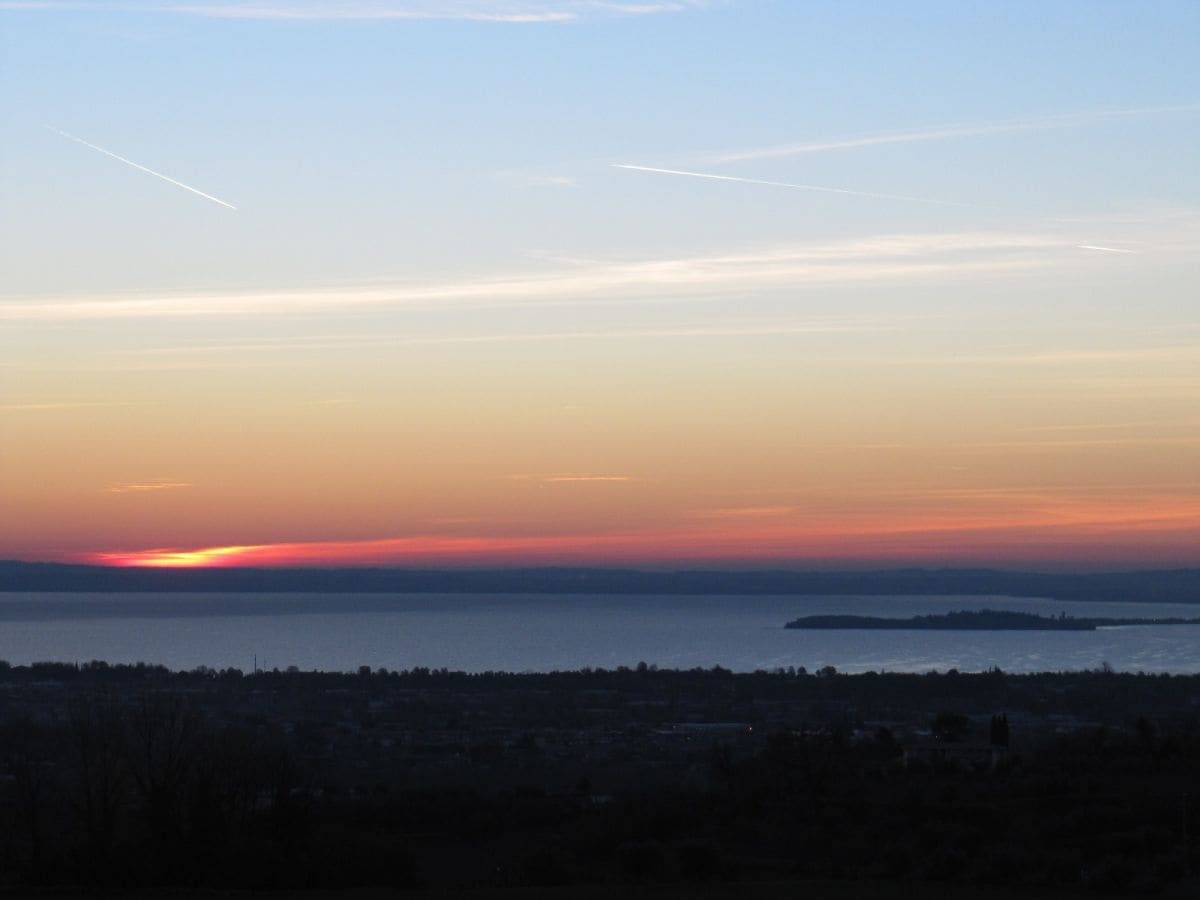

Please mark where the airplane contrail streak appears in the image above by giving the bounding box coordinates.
[1076,244,1137,254]
[612,164,974,208]
[46,126,237,210]
[704,103,1200,163]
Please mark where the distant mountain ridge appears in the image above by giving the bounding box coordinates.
[1,561,1198,603]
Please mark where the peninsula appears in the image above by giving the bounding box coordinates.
[785,608,1200,631]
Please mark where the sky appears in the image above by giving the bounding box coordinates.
[1,0,1198,569]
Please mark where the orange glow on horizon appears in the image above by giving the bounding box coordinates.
[76,511,1200,570]
[93,545,261,568]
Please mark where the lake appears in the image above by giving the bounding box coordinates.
[1,592,1199,674]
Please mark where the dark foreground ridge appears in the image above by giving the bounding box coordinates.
[1,660,1200,895]
[786,608,1200,630]
[3,560,1200,603]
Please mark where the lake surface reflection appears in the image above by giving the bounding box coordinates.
[1,592,1198,674]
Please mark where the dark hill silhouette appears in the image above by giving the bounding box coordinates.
[1,561,1199,603]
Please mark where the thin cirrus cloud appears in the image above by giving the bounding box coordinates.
[123,318,904,361]
[852,344,1200,369]
[497,171,578,188]
[688,506,798,520]
[952,436,1200,451]
[701,104,1200,164]
[0,401,151,411]
[612,164,976,208]
[106,481,193,494]
[1013,421,1178,433]
[0,228,1116,322]
[507,473,637,484]
[726,483,1200,511]
[0,1,701,21]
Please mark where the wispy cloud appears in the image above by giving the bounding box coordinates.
[124,318,904,360]
[952,436,1200,451]
[0,401,150,411]
[502,173,577,188]
[701,104,1200,164]
[1,228,1097,322]
[164,2,573,21]
[106,481,193,494]
[508,473,637,484]
[867,344,1200,369]
[689,505,797,520]
[1045,375,1200,402]
[612,164,974,207]
[46,126,237,210]
[1,1,703,22]
[1013,420,1180,433]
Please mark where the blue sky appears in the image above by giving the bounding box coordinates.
[3,0,1197,294]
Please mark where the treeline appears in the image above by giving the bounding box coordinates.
[5,658,1200,724]
[3,663,1200,891]
[0,693,309,887]
[2,693,1199,892]
[613,722,1200,893]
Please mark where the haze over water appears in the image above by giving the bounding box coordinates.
[3,593,1199,675]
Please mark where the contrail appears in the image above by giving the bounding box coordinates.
[612,164,975,208]
[1076,244,1137,254]
[46,126,237,210]
[705,103,1200,163]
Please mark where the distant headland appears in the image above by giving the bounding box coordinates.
[786,608,1200,630]
[1,561,1200,603]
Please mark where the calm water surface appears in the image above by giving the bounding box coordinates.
[1,592,1198,674]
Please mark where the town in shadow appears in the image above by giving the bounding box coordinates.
[2,660,1199,895]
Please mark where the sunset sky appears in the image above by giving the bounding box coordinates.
[1,1,1198,569]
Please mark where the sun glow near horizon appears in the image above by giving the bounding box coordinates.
[2,2,1198,570]
[74,492,1200,570]
[92,545,263,568]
